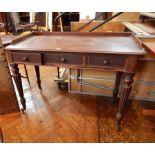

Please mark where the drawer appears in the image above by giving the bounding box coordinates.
[44,53,84,67]
[11,52,42,65]
[87,55,126,68]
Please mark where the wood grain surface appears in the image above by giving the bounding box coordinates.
[0,65,98,142]
[142,42,155,54]
[5,32,145,55]
[0,66,154,142]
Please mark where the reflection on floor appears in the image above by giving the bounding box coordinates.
[0,65,154,142]
[0,65,98,142]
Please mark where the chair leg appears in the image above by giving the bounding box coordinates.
[23,65,30,85]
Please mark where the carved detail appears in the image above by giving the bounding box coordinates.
[116,73,135,130]
[10,64,26,110]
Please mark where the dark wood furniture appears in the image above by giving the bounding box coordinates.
[1,35,31,84]
[18,12,30,23]
[53,12,80,32]
[34,12,46,27]
[9,12,39,35]
[61,12,79,31]
[1,12,36,34]
[5,31,146,130]
[0,13,12,34]
[0,13,8,34]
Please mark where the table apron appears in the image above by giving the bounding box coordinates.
[8,51,139,73]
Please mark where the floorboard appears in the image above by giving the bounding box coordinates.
[0,65,155,142]
[0,65,98,143]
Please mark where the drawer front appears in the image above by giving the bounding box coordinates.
[87,55,126,68]
[44,53,84,66]
[11,52,42,65]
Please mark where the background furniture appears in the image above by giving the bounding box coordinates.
[0,13,8,34]
[140,12,155,23]
[35,12,46,27]
[9,12,39,35]
[123,13,155,115]
[18,12,30,23]
[32,12,49,31]
[70,13,155,103]
[52,12,80,32]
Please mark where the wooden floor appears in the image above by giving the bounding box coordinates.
[0,65,155,142]
[98,97,155,142]
[0,65,98,142]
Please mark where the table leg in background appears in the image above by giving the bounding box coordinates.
[34,65,42,90]
[113,72,123,104]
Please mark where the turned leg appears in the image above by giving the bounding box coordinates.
[57,67,60,79]
[34,65,42,89]
[57,67,61,89]
[10,64,26,110]
[116,73,135,130]
[23,65,30,85]
[113,72,123,104]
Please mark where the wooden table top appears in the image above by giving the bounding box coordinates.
[5,32,145,55]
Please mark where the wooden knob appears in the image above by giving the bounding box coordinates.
[103,60,109,65]
[60,58,66,63]
[23,57,28,61]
